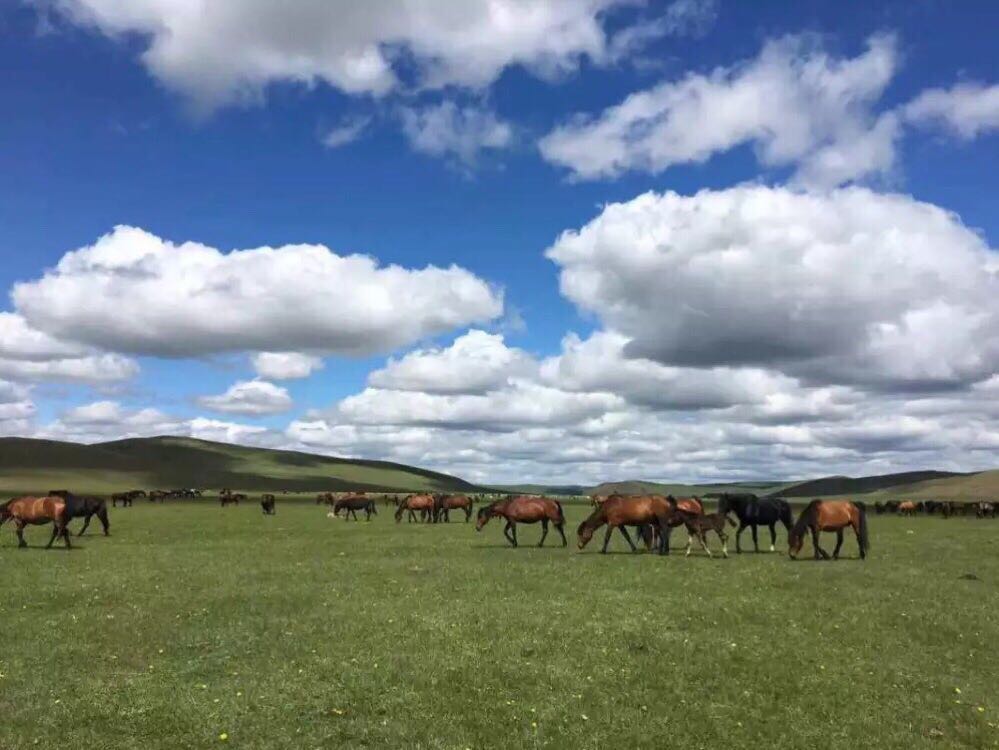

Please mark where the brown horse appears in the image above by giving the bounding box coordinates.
[898,500,917,516]
[0,496,72,549]
[436,494,473,522]
[395,494,435,523]
[48,490,109,536]
[220,492,245,507]
[577,494,674,554]
[675,510,735,558]
[788,500,869,560]
[335,495,377,521]
[476,496,566,548]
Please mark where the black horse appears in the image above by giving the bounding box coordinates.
[260,494,277,515]
[48,490,110,536]
[716,493,792,553]
[334,496,377,521]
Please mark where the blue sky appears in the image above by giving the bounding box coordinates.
[1,1,997,484]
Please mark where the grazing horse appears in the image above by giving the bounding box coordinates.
[577,494,673,554]
[675,509,735,558]
[476,496,566,548]
[220,492,244,507]
[395,494,435,523]
[148,490,168,503]
[0,496,72,549]
[436,494,473,523]
[788,500,868,561]
[716,494,793,553]
[334,496,377,521]
[111,492,134,508]
[976,501,996,519]
[48,490,109,536]
[260,494,276,515]
[898,500,917,516]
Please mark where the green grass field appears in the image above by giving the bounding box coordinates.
[2,499,998,749]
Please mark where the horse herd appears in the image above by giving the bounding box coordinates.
[3,484,995,559]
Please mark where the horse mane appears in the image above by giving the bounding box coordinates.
[790,500,821,539]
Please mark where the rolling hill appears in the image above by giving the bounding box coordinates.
[0,436,479,495]
[770,470,967,498]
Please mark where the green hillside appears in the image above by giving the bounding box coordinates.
[587,479,791,497]
[772,470,967,498]
[0,436,479,495]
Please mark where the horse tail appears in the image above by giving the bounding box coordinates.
[855,501,870,554]
[779,499,794,530]
[553,500,565,525]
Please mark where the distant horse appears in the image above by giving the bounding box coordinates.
[788,500,868,561]
[675,509,735,558]
[577,494,672,554]
[0,496,72,549]
[898,501,917,516]
[976,501,996,519]
[220,492,244,507]
[335,495,377,521]
[48,490,109,536]
[148,490,168,503]
[716,494,793,553]
[260,494,276,515]
[396,494,435,523]
[111,492,134,508]
[436,494,473,523]
[477,496,566,548]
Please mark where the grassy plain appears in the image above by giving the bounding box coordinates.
[1,498,998,749]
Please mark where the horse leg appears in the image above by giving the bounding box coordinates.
[751,524,759,552]
[62,520,72,549]
[509,522,518,548]
[852,520,865,560]
[619,525,638,552]
[684,531,693,557]
[556,521,567,547]
[502,521,514,546]
[78,513,91,536]
[735,523,746,553]
[768,523,776,553]
[601,525,615,554]
[538,519,549,548]
[46,522,60,548]
[699,530,713,558]
[718,530,729,558]
[16,520,28,548]
[812,527,829,560]
[832,528,844,560]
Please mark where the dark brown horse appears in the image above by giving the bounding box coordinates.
[334,495,377,521]
[436,494,473,522]
[675,509,735,558]
[788,500,869,560]
[48,490,109,536]
[476,496,566,548]
[395,494,435,523]
[260,494,276,515]
[577,494,673,554]
[220,492,245,507]
[0,496,72,549]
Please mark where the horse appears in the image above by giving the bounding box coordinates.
[436,494,473,523]
[260,494,276,515]
[576,494,673,554]
[476,496,566,548]
[395,494,435,523]
[898,500,917,516]
[111,492,134,508]
[148,490,168,503]
[716,494,793,553]
[220,492,244,507]
[316,491,336,506]
[0,496,72,549]
[334,495,377,521]
[48,490,109,536]
[589,494,608,508]
[976,501,996,519]
[675,509,735,558]
[788,500,868,561]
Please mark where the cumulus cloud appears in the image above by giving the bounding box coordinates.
[0,379,35,433]
[252,352,324,380]
[368,329,534,394]
[321,115,371,148]
[399,101,513,166]
[546,185,999,390]
[540,33,899,186]
[904,82,999,139]
[198,380,293,416]
[12,225,502,358]
[41,0,631,111]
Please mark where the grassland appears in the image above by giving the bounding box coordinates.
[0,436,477,495]
[2,497,998,749]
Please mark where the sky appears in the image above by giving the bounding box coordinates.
[1,0,998,485]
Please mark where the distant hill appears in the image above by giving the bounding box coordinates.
[856,470,999,502]
[487,484,588,496]
[587,480,791,497]
[772,471,967,498]
[0,436,479,495]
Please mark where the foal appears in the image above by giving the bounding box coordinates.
[674,510,735,558]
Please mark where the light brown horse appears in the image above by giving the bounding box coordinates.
[436,494,473,522]
[476,496,566,548]
[395,494,435,523]
[675,509,735,558]
[898,500,917,516]
[577,494,674,554]
[0,496,72,549]
[788,500,869,560]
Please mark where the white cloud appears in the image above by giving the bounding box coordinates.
[252,352,324,380]
[321,116,371,148]
[608,0,718,60]
[400,101,513,166]
[198,379,293,415]
[0,379,35,433]
[42,0,630,111]
[904,82,999,139]
[546,185,999,390]
[540,33,899,186]
[368,329,534,394]
[12,225,502,358]
[0,353,139,385]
